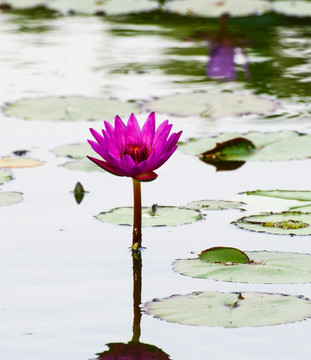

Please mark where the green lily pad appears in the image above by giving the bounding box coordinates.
[144,92,276,118]
[185,199,245,211]
[200,137,256,160]
[175,251,311,283]
[235,211,311,235]
[96,205,202,227]
[179,131,311,163]
[166,0,271,17]
[61,160,101,172]
[52,143,96,160]
[246,190,311,202]
[47,0,157,15]
[0,169,13,185]
[144,291,311,328]
[0,156,42,168]
[4,96,140,122]
[0,191,23,206]
[199,247,251,264]
[272,1,311,17]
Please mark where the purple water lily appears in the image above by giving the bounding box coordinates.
[87,112,182,249]
[87,112,182,182]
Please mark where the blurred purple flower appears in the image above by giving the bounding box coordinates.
[88,112,182,182]
[207,41,235,81]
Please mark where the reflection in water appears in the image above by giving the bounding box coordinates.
[96,252,170,360]
[207,15,249,81]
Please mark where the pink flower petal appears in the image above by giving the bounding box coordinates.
[87,156,123,176]
[141,112,155,149]
[125,113,141,144]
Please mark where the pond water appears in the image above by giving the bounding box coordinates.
[0,2,311,360]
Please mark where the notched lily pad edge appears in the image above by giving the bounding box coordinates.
[95,205,203,227]
[184,199,247,211]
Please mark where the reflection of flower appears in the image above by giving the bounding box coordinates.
[97,342,170,360]
[96,252,171,360]
[205,14,249,82]
[207,40,235,81]
[88,112,182,182]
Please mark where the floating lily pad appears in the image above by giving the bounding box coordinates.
[166,0,271,17]
[0,191,23,206]
[96,205,202,227]
[100,0,157,15]
[0,156,42,168]
[185,199,245,211]
[0,0,49,9]
[52,143,96,160]
[47,0,106,14]
[4,96,140,122]
[272,1,311,17]
[291,204,311,213]
[47,0,157,15]
[179,131,311,163]
[246,190,311,202]
[0,169,13,185]
[144,92,276,118]
[175,250,311,283]
[144,291,311,328]
[235,211,311,235]
[61,160,101,172]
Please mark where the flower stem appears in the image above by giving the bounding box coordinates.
[132,179,142,249]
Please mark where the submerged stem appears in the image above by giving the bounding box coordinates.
[132,179,142,249]
[131,251,142,343]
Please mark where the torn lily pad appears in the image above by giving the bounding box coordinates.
[4,96,140,122]
[185,199,245,211]
[235,211,311,235]
[0,169,13,185]
[144,92,276,118]
[144,291,311,328]
[0,191,23,206]
[179,131,311,164]
[175,250,311,283]
[0,156,42,168]
[96,205,202,227]
[166,0,271,18]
